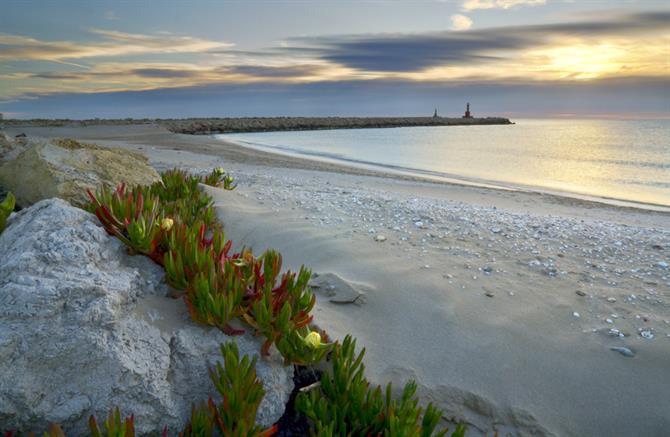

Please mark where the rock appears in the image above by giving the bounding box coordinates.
[309,272,368,305]
[575,290,586,296]
[0,138,160,208]
[0,199,292,434]
[606,297,616,303]
[572,312,580,318]
[657,261,669,269]
[374,234,387,242]
[639,329,654,339]
[610,347,634,358]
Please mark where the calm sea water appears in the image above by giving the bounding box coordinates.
[220,119,670,208]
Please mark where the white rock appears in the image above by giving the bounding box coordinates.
[374,234,387,242]
[0,199,292,434]
[640,329,655,339]
[573,312,580,318]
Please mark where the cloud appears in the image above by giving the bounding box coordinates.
[281,11,670,74]
[451,14,473,31]
[0,29,232,62]
[1,10,668,101]
[462,0,546,11]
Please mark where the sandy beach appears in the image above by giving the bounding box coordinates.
[7,124,670,437]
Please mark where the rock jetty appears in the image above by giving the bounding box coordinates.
[162,116,513,135]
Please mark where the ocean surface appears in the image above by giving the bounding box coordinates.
[219,119,670,208]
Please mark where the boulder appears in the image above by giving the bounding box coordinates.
[0,199,292,434]
[0,138,160,208]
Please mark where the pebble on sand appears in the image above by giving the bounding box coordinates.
[610,347,635,358]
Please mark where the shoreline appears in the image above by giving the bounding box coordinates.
[3,123,669,436]
[221,133,670,213]
[5,124,669,224]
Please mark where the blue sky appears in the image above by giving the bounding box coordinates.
[1,0,668,119]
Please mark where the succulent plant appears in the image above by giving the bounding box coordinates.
[296,336,462,437]
[179,401,215,437]
[86,184,162,256]
[237,250,330,363]
[207,342,278,437]
[163,223,232,290]
[202,168,237,190]
[0,191,15,234]
[89,408,135,437]
[185,264,245,336]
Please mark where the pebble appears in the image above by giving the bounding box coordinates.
[374,235,387,242]
[485,291,495,298]
[639,329,654,339]
[482,266,493,274]
[657,261,669,269]
[610,347,635,357]
[573,312,580,318]
[606,318,614,324]
[606,297,617,303]
[576,290,586,296]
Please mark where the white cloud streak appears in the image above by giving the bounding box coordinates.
[462,0,546,11]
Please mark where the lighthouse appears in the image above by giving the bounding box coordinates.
[463,103,473,119]
[463,102,473,118]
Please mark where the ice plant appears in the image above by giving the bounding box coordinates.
[185,264,246,336]
[163,223,232,290]
[0,191,15,234]
[202,167,237,189]
[160,217,174,231]
[296,336,461,437]
[89,407,135,437]
[207,342,278,437]
[236,250,328,363]
[86,184,161,256]
[304,331,321,348]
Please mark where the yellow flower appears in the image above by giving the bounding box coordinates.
[160,217,174,231]
[304,331,321,348]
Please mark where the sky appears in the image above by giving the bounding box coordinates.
[0,0,668,119]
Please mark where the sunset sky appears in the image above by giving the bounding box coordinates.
[1,0,668,119]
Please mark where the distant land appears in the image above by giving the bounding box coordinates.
[1,116,513,135]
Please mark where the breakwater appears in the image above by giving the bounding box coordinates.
[163,116,512,134]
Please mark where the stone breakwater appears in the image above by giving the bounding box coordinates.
[162,116,513,134]
[2,116,512,134]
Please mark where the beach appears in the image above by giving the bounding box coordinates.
[6,123,670,437]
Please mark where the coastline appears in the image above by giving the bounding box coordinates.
[7,123,670,222]
[4,123,669,436]
[221,133,670,213]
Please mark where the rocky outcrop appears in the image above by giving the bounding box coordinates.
[0,199,292,434]
[0,138,160,208]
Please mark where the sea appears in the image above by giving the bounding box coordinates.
[219,119,670,209]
